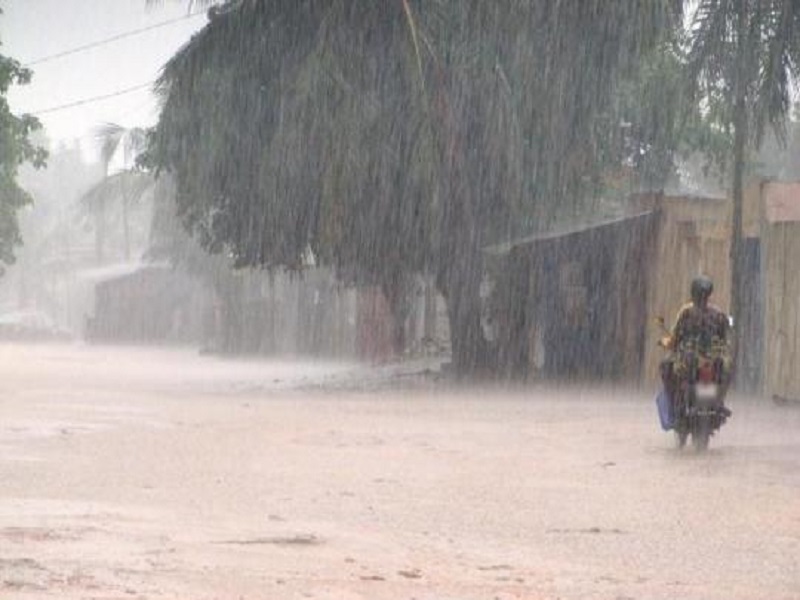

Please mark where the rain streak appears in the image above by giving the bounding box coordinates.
[0,2,798,599]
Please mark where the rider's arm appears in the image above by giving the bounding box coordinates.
[665,302,692,350]
[716,308,732,352]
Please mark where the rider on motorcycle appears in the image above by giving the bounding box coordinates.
[660,275,733,417]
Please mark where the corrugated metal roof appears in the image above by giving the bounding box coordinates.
[77,261,171,283]
[484,210,656,256]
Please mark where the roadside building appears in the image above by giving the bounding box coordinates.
[490,183,797,397]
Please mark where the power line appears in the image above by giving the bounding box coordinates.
[23,12,205,68]
[30,82,155,116]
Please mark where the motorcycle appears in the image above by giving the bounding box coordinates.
[655,317,731,451]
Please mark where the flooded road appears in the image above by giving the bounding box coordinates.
[1,343,798,600]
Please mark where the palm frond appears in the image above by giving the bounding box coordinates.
[145,0,222,13]
[94,122,126,168]
[79,171,155,211]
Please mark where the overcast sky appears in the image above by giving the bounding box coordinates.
[1,0,209,152]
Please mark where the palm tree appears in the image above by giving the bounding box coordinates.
[688,0,800,386]
[89,123,151,263]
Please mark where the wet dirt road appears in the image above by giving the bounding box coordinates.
[1,343,798,600]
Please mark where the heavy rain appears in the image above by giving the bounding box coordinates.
[0,1,798,599]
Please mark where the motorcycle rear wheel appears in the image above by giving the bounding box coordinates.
[693,421,711,451]
[674,429,688,449]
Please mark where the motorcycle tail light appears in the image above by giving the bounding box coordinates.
[698,363,716,383]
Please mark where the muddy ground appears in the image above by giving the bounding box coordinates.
[0,342,798,600]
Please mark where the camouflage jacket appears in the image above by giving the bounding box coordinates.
[668,302,731,359]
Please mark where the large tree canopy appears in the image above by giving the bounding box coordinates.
[150,0,681,373]
[0,24,46,269]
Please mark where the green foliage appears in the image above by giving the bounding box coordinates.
[689,0,800,156]
[610,30,735,191]
[0,42,47,268]
[153,0,433,279]
[149,0,681,370]
[151,0,680,262]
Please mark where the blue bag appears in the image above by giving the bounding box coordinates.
[655,388,674,431]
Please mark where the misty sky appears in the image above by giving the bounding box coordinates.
[1,0,208,152]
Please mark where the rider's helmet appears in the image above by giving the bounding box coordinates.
[690,275,714,305]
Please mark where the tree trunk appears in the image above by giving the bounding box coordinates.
[438,238,491,379]
[217,276,243,354]
[381,271,413,357]
[423,274,436,340]
[389,301,408,358]
[94,203,106,265]
[435,158,491,377]
[121,188,131,262]
[730,9,749,385]
[497,252,531,380]
[730,102,747,385]
[430,66,490,378]
[441,278,490,379]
